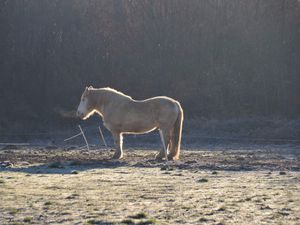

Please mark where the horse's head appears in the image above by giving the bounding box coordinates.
[77,86,94,120]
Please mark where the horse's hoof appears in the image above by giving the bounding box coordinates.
[112,152,123,160]
[155,153,165,161]
[168,155,179,161]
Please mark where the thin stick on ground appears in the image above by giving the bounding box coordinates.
[63,132,82,142]
[98,126,107,148]
[78,125,89,150]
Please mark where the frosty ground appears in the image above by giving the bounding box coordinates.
[0,145,299,225]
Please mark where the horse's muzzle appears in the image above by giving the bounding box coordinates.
[76,111,84,119]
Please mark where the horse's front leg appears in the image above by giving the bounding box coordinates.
[112,132,123,159]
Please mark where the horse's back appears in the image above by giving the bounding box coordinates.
[140,96,179,107]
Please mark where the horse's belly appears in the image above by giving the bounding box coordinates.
[103,116,157,134]
[121,120,157,134]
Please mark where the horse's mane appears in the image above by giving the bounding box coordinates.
[91,87,133,100]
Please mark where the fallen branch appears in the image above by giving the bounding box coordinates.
[64,125,90,151]
[63,132,82,142]
[98,126,107,148]
[78,125,89,150]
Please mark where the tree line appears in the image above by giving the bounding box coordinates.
[0,0,299,131]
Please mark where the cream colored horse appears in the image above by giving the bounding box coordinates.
[77,87,183,160]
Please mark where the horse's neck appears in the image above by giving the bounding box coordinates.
[91,90,128,115]
[104,90,131,102]
[90,90,106,115]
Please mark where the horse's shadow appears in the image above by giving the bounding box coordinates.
[0,160,130,174]
[0,158,172,174]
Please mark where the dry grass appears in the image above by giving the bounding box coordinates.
[0,149,299,224]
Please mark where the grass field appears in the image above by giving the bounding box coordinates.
[0,148,299,225]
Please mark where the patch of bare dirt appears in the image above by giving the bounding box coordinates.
[0,147,299,171]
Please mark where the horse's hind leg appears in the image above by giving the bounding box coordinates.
[156,129,171,160]
[161,128,178,161]
[112,132,123,159]
[168,120,181,160]
[168,129,177,160]
[167,135,174,160]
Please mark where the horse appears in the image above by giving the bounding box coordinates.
[76,86,184,160]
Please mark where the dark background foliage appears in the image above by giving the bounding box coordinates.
[0,0,299,132]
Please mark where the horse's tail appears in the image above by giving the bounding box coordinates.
[172,102,184,160]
